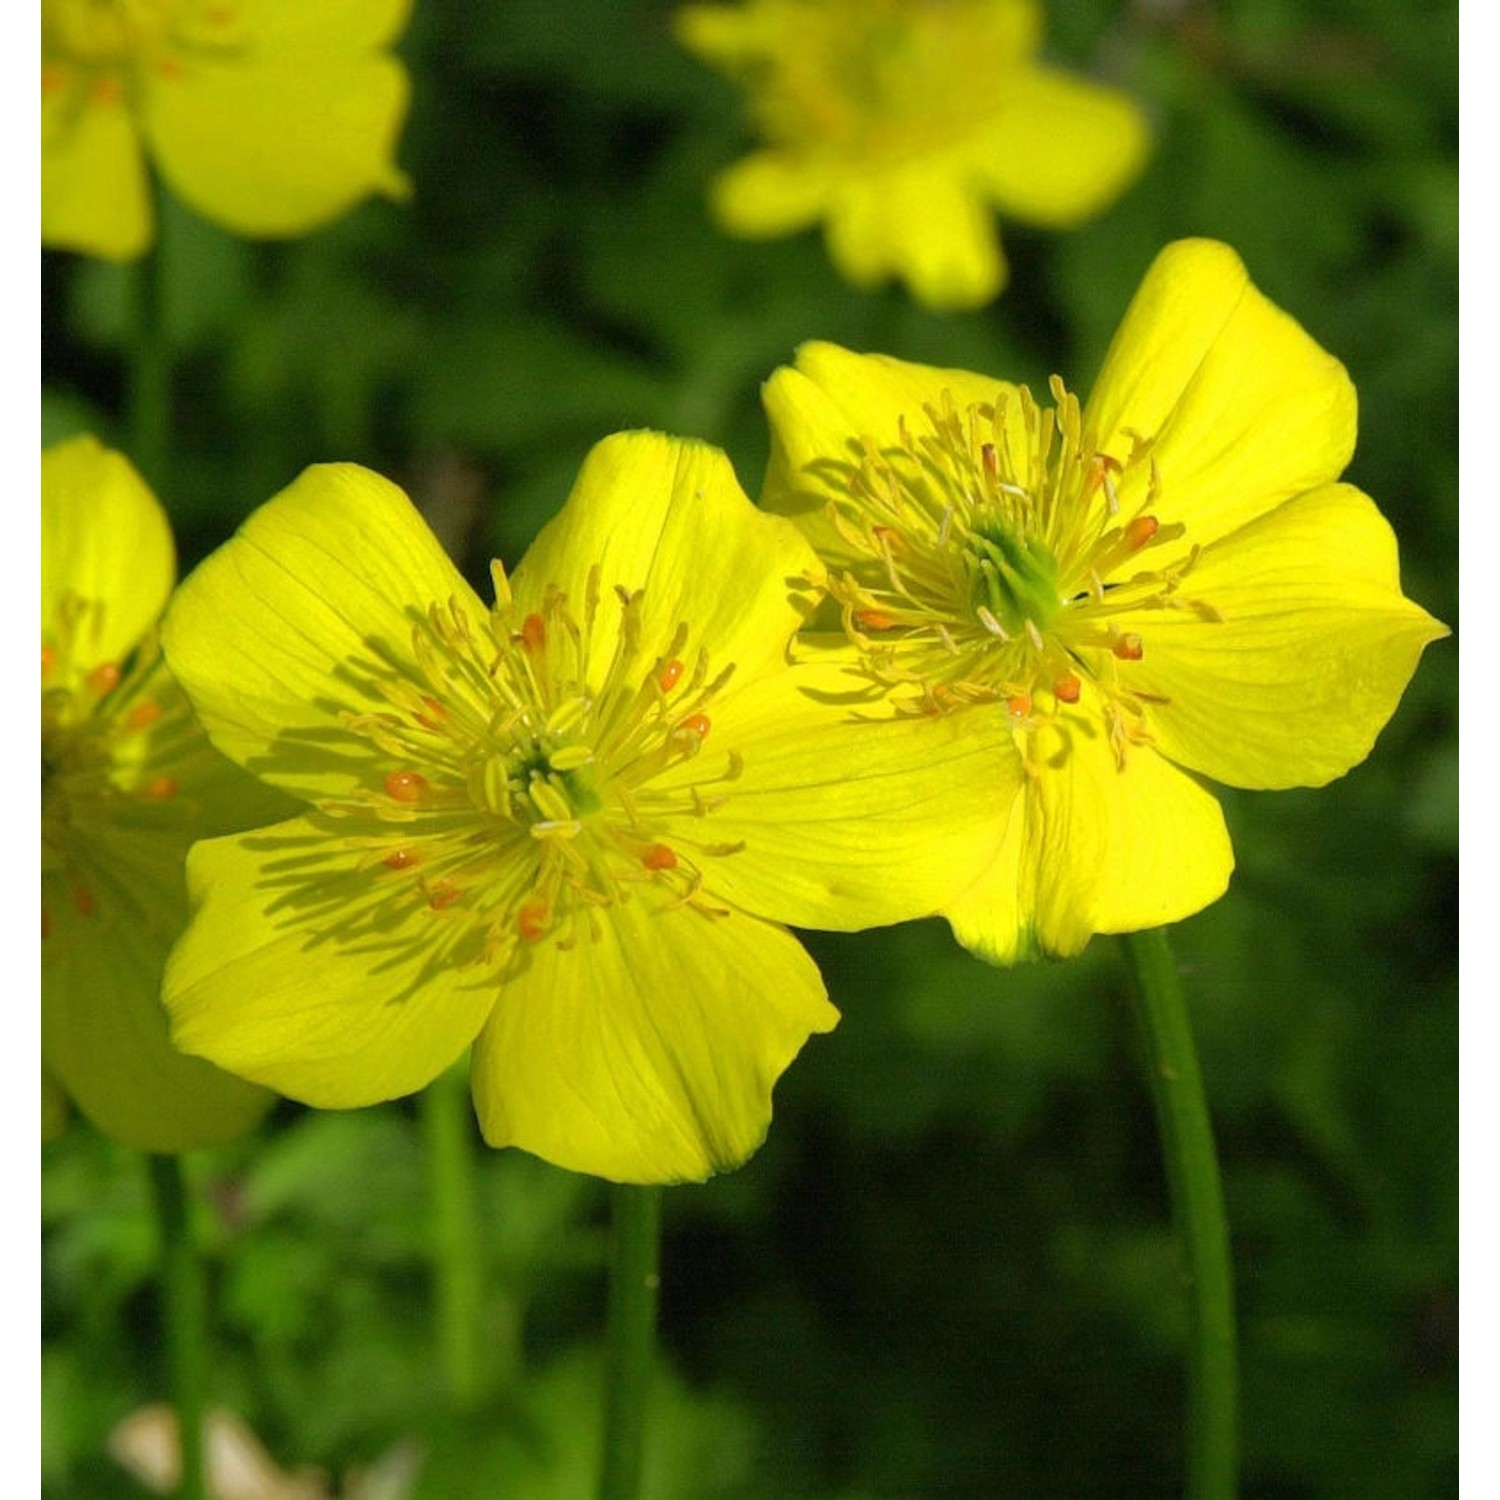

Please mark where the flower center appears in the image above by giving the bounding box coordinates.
[825,380,1220,765]
[42,594,182,936]
[323,564,745,972]
[747,0,1029,161]
[42,0,245,97]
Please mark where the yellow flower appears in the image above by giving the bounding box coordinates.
[159,434,1015,1183]
[760,238,1449,961]
[42,0,413,261]
[42,436,281,1149]
[675,0,1149,309]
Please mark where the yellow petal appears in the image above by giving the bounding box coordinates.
[667,655,1020,929]
[162,463,485,801]
[1120,484,1450,789]
[43,901,272,1151]
[946,715,1234,962]
[970,66,1150,226]
[471,892,836,1183]
[823,168,1006,309]
[164,818,498,1107]
[230,0,412,48]
[710,149,832,237]
[42,437,174,670]
[512,431,820,688]
[1086,239,1358,547]
[42,75,152,260]
[141,54,410,239]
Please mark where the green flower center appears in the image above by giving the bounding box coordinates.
[323,566,745,970]
[824,380,1219,765]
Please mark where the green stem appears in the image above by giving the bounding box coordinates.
[146,1155,208,1500]
[1120,928,1238,1500]
[128,176,170,494]
[421,1065,486,1411]
[598,1185,662,1500]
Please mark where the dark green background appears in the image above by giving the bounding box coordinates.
[42,1,1457,1494]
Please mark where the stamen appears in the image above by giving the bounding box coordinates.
[1054,675,1082,704]
[642,843,678,871]
[383,847,420,870]
[517,899,549,942]
[385,770,429,802]
[678,713,711,739]
[141,775,177,800]
[86,662,121,696]
[1124,515,1160,551]
[125,702,162,731]
[1112,634,1144,662]
[658,659,685,693]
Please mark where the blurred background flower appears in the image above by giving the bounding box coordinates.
[42,0,413,260]
[675,0,1150,307]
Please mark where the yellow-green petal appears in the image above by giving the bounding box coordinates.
[42,1068,70,1144]
[945,717,1234,962]
[666,655,1020,929]
[823,169,1005,309]
[43,437,174,669]
[471,893,837,1183]
[43,900,272,1152]
[42,79,152,260]
[1086,239,1358,548]
[162,463,484,801]
[165,817,498,1107]
[711,149,832,237]
[142,55,410,239]
[970,66,1150,226]
[512,431,820,688]
[1120,484,1450,790]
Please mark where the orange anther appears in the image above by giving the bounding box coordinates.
[72,883,95,917]
[415,695,446,729]
[1112,634,1144,662]
[87,662,121,696]
[383,847,419,870]
[142,775,177,800]
[520,614,546,653]
[678,713,711,738]
[41,645,56,677]
[155,56,185,80]
[428,880,462,911]
[126,702,163,731]
[658,659,685,693]
[855,610,897,631]
[384,769,429,803]
[1005,694,1032,717]
[1124,515,1160,551]
[981,443,999,479]
[517,900,549,942]
[642,843,678,872]
[872,525,903,549]
[1054,675,1082,704]
[89,75,123,105]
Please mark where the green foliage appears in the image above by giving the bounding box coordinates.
[43,0,1456,1494]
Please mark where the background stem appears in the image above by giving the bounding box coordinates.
[421,1064,486,1412]
[1121,928,1238,1500]
[598,1184,662,1500]
[146,1154,208,1500]
[127,176,170,493]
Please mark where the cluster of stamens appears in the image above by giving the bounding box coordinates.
[825,378,1222,768]
[324,562,746,972]
[42,593,185,936]
[42,1,245,104]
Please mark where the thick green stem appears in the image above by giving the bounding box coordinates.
[1121,928,1238,1500]
[421,1065,486,1412]
[598,1185,662,1500]
[146,1155,208,1500]
[128,180,170,493]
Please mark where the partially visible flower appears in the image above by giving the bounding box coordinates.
[42,436,282,1149]
[158,434,1017,1183]
[42,0,413,261]
[760,238,1449,961]
[675,0,1149,309]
